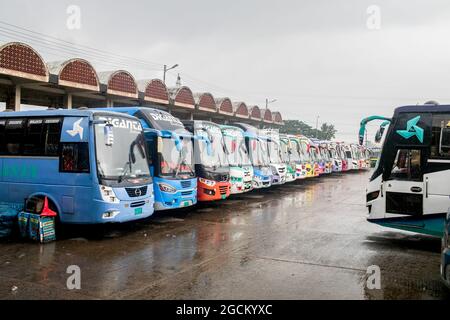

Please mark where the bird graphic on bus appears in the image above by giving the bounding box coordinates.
[396,116,424,143]
[66,118,84,140]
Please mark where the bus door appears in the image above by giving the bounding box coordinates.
[423,114,450,216]
[383,148,424,218]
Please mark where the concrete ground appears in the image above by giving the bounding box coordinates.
[0,170,449,300]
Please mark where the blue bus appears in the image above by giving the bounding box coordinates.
[0,109,154,224]
[232,123,272,189]
[103,107,197,210]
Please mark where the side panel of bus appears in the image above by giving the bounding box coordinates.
[0,116,95,223]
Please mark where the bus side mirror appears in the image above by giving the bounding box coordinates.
[375,127,385,143]
[104,124,114,146]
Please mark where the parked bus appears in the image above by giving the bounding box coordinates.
[0,110,154,224]
[442,210,450,288]
[262,130,287,185]
[279,134,296,182]
[286,136,305,179]
[297,136,315,178]
[221,125,254,194]
[308,141,321,177]
[183,120,231,201]
[343,144,358,170]
[233,123,272,189]
[328,142,343,172]
[103,107,197,211]
[365,104,450,237]
[318,141,333,174]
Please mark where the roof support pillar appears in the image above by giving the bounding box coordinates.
[6,84,22,111]
[64,93,73,110]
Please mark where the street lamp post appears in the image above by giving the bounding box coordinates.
[163,64,179,84]
[266,98,277,109]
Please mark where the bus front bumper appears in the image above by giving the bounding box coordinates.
[93,198,155,224]
[198,181,231,202]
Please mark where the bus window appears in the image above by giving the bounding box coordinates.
[44,119,62,156]
[1,118,62,157]
[24,119,44,155]
[60,143,90,173]
[4,119,25,155]
[0,120,5,155]
[390,149,422,181]
[430,115,450,159]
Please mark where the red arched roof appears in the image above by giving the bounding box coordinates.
[262,108,273,123]
[194,92,217,112]
[216,98,233,115]
[272,111,283,124]
[48,59,99,91]
[0,42,48,82]
[233,102,249,118]
[249,105,261,120]
[168,86,195,109]
[99,70,138,98]
[139,79,169,104]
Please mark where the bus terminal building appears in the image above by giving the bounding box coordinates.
[0,42,284,128]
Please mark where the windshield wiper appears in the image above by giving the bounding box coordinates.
[118,161,132,183]
[174,148,194,178]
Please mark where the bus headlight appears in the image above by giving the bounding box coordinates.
[199,177,216,187]
[366,190,380,202]
[100,185,120,203]
[159,183,177,194]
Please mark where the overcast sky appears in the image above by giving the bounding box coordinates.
[1,0,450,142]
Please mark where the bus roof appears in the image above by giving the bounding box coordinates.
[100,106,188,133]
[220,125,245,134]
[394,104,450,115]
[0,108,138,120]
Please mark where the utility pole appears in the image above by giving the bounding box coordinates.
[163,64,179,84]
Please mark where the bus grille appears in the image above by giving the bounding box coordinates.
[130,201,146,208]
[180,180,191,189]
[126,186,148,198]
[219,186,228,195]
[181,191,192,196]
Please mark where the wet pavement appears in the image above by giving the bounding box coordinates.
[0,171,449,300]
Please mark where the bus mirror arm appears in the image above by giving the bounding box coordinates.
[161,130,182,152]
[195,135,213,156]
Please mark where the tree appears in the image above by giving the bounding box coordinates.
[318,123,337,140]
[277,120,337,140]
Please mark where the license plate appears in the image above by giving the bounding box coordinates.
[134,208,143,215]
[181,201,192,207]
[221,195,226,200]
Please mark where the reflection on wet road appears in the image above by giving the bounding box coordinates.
[0,171,449,299]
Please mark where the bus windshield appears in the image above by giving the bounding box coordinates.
[249,138,269,166]
[280,140,290,163]
[95,116,151,182]
[289,140,301,162]
[197,125,228,169]
[224,134,251,167]
[159,136,195,178]
[268,140,282,164]
[300,141,311,162]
